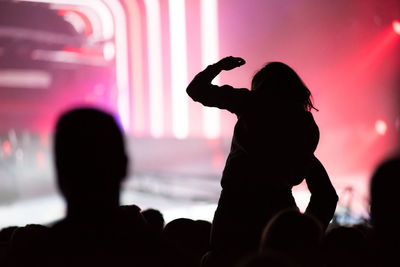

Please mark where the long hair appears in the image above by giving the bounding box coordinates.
[251,62,318,112]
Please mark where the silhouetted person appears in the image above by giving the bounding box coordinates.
[120,204,149,228]
[323,226,367,267]
[0,226,18,266]
[141,208,165,234]
[162,218,212,267]
[55,108,128,219]
[260,209,324,267]
[8,107,159,267]
[187,57,338,266]
[0,226,18,243]
[366,156,400,267]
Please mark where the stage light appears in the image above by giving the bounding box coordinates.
[58,9,93,36]
[21,0,131,131]
[102,0,130,132]
[375,119,387,135]
[19,0,114,40]
[201,0,220,139]
[0,70,51,89]
[2,141,11,156]
[169,0,189,139]
[103,42,115,61]
[393,20,400,35]
[122,0,146,137]
[144,0,164,138]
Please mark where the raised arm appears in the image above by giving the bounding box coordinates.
[305,156,339,230]
[186,56,250,115]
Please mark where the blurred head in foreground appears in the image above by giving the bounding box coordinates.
[369,156,400,244]
[260,208,323,267]
[54,107,128,216]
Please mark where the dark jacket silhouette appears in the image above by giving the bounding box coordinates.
[8,107,160,267]
[187,57,338,266]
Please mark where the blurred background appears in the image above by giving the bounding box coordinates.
[0,0,399,228]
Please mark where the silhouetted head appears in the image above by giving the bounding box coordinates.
[163,218,198,250]
[0,226,18,242]
[141,208,165,233]
[54,107,127,210]
[370,156,400,241]
[9,224,49,253]
[323,226,367,267]
[251,62,317,111]
[162,218,212,267]
[260,209,323,267]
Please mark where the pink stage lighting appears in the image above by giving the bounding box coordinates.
[375,120,388,136]
[2,140,11,156]
[393,20,400,35]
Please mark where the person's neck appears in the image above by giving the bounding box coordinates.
[66,197,120,222]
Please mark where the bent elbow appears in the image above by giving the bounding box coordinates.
[186,84,202,102]
[186,85,194,97]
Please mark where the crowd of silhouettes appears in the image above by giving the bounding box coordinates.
[0,56,399,267]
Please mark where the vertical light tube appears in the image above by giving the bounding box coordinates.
[201,0,220,139]
[22,0,131,131]
[144,0,164,138]
[169,0,188,139]
[103,0,130,132]
[123,0,145,136]
[20,0,114,40]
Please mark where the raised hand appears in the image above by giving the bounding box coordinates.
[214,56,246,71]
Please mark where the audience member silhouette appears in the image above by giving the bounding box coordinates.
[323,226,367,267]
[120,204,149,228]
[141,208,165,234]
[162,218,212,267]
[7,107,160,267]
[187,56,338,266]
[259,208,324,267]
[0,226,18,266]
[367,156,400,267]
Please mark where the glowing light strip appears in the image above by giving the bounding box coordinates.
[169,0,188,139]
[73,6,103,41]
[144,0,164,138]
[31,50,107,66]
[102,0,131,131]
[0,26,83,45]
[56,5,105,42]
[0,70,51,89]
[20,0,131,131]
[58,9,94,36]
[201,0,220,139]
[19,0,114,40]
[122,0,145,136]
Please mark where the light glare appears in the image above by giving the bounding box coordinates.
[375,119,387,135]
[169,0,189,139]
[201,0,220,139]
[393,20,400,35]
[144,0,164,138]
